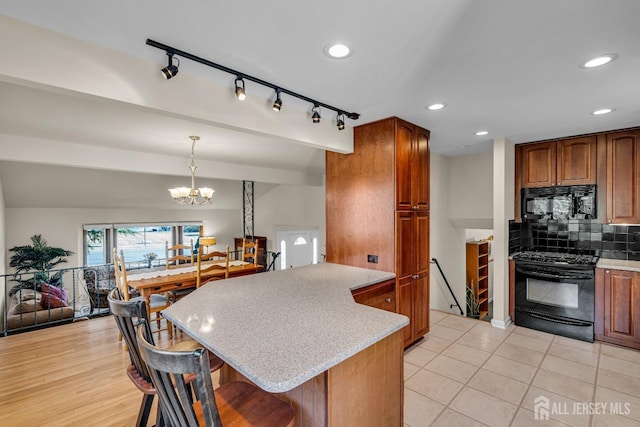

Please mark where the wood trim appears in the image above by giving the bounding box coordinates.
[514,145,522,222]
[596,134,607,223]
[594,268,605,338]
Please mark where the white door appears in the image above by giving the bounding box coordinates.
[276,229,319,269]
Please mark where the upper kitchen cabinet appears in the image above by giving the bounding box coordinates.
[520,137,596,188]
[606,130,640,224]
[395,119,430,210]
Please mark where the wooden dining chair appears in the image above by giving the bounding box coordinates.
[165,239,194,303]
[165,239,194,269]
[241,238,259,265]
[196,241,230,288]
[108,290,224,427]
[113,248,173,339]
[136,318,295,427]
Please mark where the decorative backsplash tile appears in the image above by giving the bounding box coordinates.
[508,219,640,261]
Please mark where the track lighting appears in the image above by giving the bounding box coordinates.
[312,105,321,123]
[235,77,246,101]
[160,53,179,79]
[272,89,282,111]
[147,39,361,128]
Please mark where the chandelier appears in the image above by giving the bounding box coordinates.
[168,136,215,205]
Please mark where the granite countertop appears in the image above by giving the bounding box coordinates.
[597,258,640,272]
[161,263,406,393]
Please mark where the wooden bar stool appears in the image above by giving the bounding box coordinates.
[137,318,295,427]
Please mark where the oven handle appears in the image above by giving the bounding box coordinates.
[528,312,592,327]
[516,266,593,280]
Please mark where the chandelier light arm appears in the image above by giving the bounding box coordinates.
[146,38,360,120]
[169,135,214,206]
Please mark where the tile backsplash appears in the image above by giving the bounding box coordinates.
[508,219,640,261]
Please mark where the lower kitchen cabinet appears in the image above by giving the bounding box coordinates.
[398,274,429,347]
[351,279,396,313]
[595,268,640,349]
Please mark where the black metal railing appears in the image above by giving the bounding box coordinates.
[430,258,464,315]
[2,250,281,336]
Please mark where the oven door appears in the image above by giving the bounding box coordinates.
[515,264,594,323]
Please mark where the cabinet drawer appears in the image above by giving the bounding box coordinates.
[352,279,396,313]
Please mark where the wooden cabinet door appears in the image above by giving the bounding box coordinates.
[398,277,414,346]
[396,211,415,278]
[414,126,430,210]
[606,131,640,224]
[414,211,430,338]
[521,141,556,187]
[557,136,597,185]
[603,270,640,348]
[396,120,414,210]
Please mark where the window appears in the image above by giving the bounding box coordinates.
[280,240,287,270]
[293,236,307,245]
[82,222,202,266]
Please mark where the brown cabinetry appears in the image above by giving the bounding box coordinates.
[520,136,597,188]
[351,279,396,313]
[396,121,430,210]
[326,116,430,348]
[595,268,640,349]
[606,130,640,224]
[466,241,490,320]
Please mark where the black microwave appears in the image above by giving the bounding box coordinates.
[522,184,596,220]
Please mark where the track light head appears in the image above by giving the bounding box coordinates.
[161,53,179,79]
[337,114,345,130]
[235,77,246,101]
[272,89,282,111]
[312,104,321,123]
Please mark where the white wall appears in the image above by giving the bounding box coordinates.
[0,177,6,329]
[448,152,494,228]
[430,153,466,315]
[492,138,515,328]
[255,183,326,256]
[4,208,241,269]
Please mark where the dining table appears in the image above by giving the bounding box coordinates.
[126,260,263,316]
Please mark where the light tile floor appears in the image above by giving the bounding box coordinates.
[404,310,640,427]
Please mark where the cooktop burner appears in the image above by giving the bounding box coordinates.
[512,251,598,265]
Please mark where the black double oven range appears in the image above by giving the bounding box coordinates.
[512,251,598,342]
[513,183,599,342]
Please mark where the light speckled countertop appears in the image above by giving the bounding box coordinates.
[161,263,407,393]
[597,258,640,272]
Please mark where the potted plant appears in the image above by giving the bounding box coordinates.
[466,281,480,319]
[143,252,158,268]
[9,234,74,295]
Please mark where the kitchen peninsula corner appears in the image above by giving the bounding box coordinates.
[161,263,408,427]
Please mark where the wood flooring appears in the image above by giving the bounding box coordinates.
[0,316,182,426]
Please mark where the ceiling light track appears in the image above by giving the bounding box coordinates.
[146,39,360,121]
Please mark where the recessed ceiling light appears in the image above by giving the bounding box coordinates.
[324,42,351,59]
[581,54,617,68]
[426,103,446,111]
[475,131,488,136]
[456,145,470,150]
[592,108,613,115]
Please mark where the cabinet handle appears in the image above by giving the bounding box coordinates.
[606,270,610,274]
[385,298,392,303]
[607,220,612,224]
[413,274,419,279]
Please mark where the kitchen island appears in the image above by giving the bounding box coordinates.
[161,263,408,427]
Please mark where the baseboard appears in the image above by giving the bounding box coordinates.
[491,316,512,330]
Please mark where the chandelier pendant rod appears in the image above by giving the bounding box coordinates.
[146,38,360,120]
